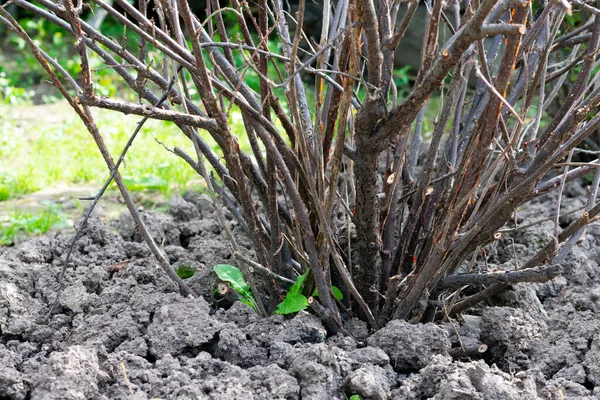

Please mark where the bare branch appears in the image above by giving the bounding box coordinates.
[441,264,562,288]
[358,0,383,90]
[79,95,219,131]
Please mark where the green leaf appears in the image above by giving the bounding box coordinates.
[239,297,257,310]
[274,271,310,315]
[213,264,256,311]
[214,264,250,293]
[289,270,309,295]
[175,264,196,279]
[275,293,308,315]
[331,286,344,301]
[349,395,361,400]
[311,285,343,301]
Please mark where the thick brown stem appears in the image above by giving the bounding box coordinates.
[353,144,382,316]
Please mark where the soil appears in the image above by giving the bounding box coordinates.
[1,184,600,399]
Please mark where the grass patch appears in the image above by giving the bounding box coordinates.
[0,103,222,200]
[0,202,69,245]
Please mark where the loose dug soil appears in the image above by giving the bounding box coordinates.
[1,185,600,399]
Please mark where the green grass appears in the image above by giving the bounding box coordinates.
[0,202,69,245]
[0,102,228,246]
[0,103,234,200]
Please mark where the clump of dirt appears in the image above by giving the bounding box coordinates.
[1,188,600,399]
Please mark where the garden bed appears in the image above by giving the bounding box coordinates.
[1,187,599,399]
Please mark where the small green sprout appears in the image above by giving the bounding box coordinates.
[213,264,258,311]
[213,264,344,316]
[174,264,196,279]
[275,270,310,315]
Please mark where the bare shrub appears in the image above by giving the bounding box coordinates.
[3,0,600,331]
